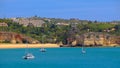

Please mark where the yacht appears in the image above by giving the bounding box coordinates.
[40,35,47,52]
[40,48,46,52]
[82,47,86,54]
[23,53,35,59]
[23,44,35,59]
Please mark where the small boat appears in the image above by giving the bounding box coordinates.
[40,35,47,52]
[40,48,46,52]
[23,53,35,59]
[23,44,35,59]
[82,47,86,54]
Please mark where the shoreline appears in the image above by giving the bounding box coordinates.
[0,44,60,49]
[0,44,119,49]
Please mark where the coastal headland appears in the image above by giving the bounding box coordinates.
[0,18,120,47]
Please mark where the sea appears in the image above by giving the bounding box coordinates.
[0,47,120,68]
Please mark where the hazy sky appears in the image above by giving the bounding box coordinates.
[0,0,120,21]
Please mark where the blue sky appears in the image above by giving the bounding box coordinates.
[0,0,120,21]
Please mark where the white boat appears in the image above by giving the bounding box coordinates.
[23,53,35,59]
[40,48,46,52]
[23,44,35,59]
[40,35,47,52]
[82,47,86,54]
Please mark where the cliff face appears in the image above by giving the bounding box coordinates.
[75,32,120,46]
[0,32,39,44]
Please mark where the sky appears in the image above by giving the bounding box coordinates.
[0,0,120,21]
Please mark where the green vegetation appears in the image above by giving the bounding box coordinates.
[0,40,11,43]
[0,18,120,44]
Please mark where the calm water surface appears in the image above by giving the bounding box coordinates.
[0,47,120,68]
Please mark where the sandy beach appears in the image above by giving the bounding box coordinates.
[0,44,60,49]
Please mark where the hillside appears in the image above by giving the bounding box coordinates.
[0,17,120,46]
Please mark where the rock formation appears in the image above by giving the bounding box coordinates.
[0,32,39,44]
[75,32,120,46]
[11,18,45,27]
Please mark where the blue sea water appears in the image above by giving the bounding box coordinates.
[0,47,120,68]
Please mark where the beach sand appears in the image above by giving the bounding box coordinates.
[0,44,60,49]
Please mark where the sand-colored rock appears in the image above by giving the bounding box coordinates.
[76,32,120,46]
[0,32,39,44]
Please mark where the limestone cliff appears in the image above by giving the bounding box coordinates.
[75,32,120,46]
[0,32,39,44]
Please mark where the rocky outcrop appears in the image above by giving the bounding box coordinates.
[11,18,45,27]
[0,32,39,44]
[75,32,120,46]
[0,22,8,27]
